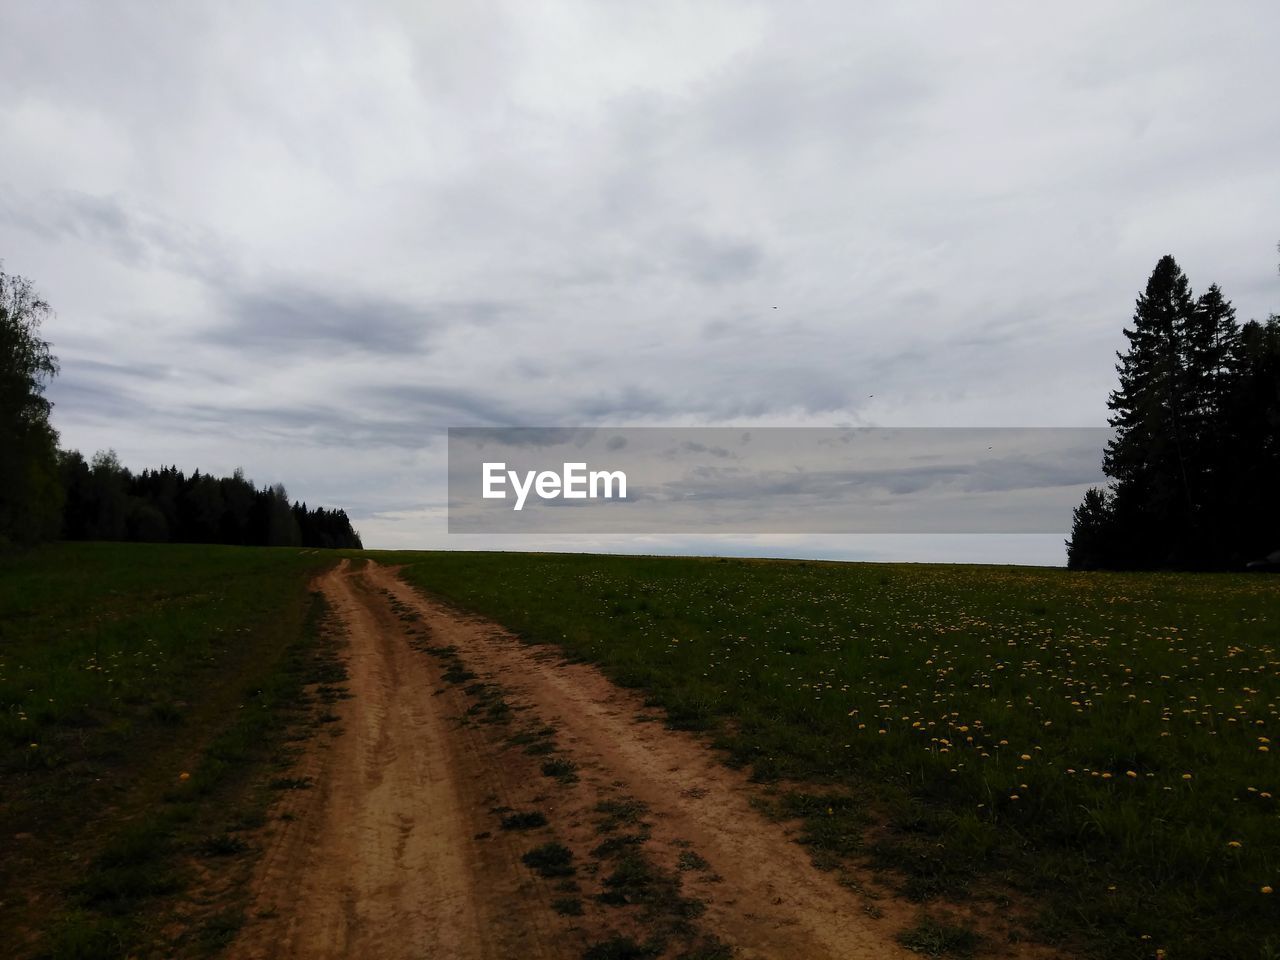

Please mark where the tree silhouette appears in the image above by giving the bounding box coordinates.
[58,454,362,549]
[0,266,63,546]
[1070,251,1279,569]
[1102,255,1200,565]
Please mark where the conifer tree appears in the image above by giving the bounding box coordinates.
[1070,250,1279,569]
[1065,487,1113,570]
[1102,255,1198,566]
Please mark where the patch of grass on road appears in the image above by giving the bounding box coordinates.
[523,842,577,878]
[541,756,580,784]
[385,550,1280,960]
[501,810,549,830]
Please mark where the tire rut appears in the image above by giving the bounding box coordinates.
[368,561,914,960]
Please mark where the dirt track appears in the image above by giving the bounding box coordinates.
[226,559,913,959]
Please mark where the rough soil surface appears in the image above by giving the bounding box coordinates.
[227,559,921,959]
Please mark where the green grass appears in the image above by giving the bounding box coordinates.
[382,550,1280,960]
[897,915,982,957]
[522,841,577,878]
[0,541,337,958]
[552,896,584,916]
[500,810,549,830]
[541,756,580,783]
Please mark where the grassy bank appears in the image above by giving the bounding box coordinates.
[386,551,1279,960]
[0,542,338,958]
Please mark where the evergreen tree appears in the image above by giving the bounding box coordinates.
[1070,250,1279,569]
[1186,284,1240,431]
[1182,284,1241,561]
[1101,255,1199,566]
[1222,316,1280,561]
[1065,487,1113,570]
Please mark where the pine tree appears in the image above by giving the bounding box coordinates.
[1223,317,1280,560]
[1065,487,1113,570]
[1101,255,1199,566]
[1069,249,1280,569]
[1182,284,1240,562]
[1186,284,1240,429]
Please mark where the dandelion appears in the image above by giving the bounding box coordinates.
[1262,886,1274,894]
[179,771,191,781]
[1227,840,1242,848]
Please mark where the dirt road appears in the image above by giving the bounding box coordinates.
[226,559,913,959]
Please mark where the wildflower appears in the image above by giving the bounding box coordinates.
[179,771,191,781]
[1263,886,1274,894]
[1227,841,1242,848]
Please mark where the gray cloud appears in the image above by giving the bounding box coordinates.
[212,288,445,355]
[0,187,231,278]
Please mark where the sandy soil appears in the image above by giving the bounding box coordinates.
[226,559,918,959]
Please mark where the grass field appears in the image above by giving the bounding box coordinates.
[0,542,339,959]
[385,551,1280,960]
[5,544,1277,958]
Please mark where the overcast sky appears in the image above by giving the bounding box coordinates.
[2,2,1277,563]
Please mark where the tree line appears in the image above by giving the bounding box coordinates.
[59,451,363,548]
[0,264,361,550]
[1068,252,1280,570]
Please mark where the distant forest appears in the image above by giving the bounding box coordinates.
[1068,251,1280,570]
[1,264,361,550]
[59,451,363,549]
